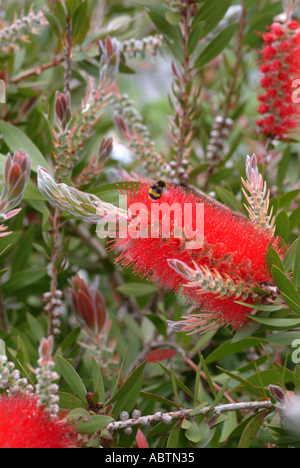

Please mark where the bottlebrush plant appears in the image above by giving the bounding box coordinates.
[2,0,300,451]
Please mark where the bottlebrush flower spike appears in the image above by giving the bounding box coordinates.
[0,394,77,448]
[111,180,283,333]
[256,18,300,139]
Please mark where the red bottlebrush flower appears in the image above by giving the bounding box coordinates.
[256,21,300,140]
[0,394,77,448]
[110,181,282,332]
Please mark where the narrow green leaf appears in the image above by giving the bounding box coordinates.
[192,0,233,36]
[267,245,284,272]
[249,316,300,329]
[212,378,231,407]
[108,361,147,406]
[206,338,267,364]
[148,11,181,39]
[117,282,158,297]
[76,415,114,434]
[214,186,243,212]
[26,313,45,342]
[195,23,237,68]
[57,392,88,410]
[238,410,267,448]
[41,8,62,39]
[272,265,300,305]
[140,392,180,409]
[56,355,87,402]
[91,356,105,404]
[158,362,194,399]
[293,236,300,292]
[201,355,216,398]
[275,210,289,242]
[0,120,51,173]
[2,268,47,294]
[187,22,204,55]
[72,1,88,39]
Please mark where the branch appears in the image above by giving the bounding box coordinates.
[106,400,274,432]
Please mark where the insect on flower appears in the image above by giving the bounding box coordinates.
[148,180,167,200]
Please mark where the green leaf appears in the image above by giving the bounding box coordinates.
[216,367,266,397]
[54,0,66,29]
[117,282,158,297]
[65,0,81,19]
[56,355,87,402]
[267,245,284,272]
[76,415,114,434]
[277,146,290,191]
[238,411,268,448]
[108,361,146,405]
[212,378,231,407]
[23,179,47,201]
[158,362,194,399]
[249,316,300,329]
[140,392,180,409]
[91,356,105,404]
[0,120,51,173]
[148,11,181,39]
[167,420,182,448]
[206,338,266,364]
[187,23,204,55]
[195,23,237,68]
[72,1,88,39]
[41,8,62,39]
[185,419,204,443]
[201,355,216,398]
[2,268,47,294]
[293,236,300,292]
[192,0,233,36]
[214,186,243,212]
[57,392,88,410]
[165,10,181,26]
[272,265,300,306]
[26,313,45,342]
[275,210,289,242]
[265,331,300,345]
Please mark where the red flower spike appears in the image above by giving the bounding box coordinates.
[111,182,283,332]
[256,21,300,140]
[0,395,77,449]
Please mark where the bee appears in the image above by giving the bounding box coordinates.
[149,180,167,200]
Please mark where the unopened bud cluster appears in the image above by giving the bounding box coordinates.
[206,116,234,161]
[0,7,46,53]
[167,158,190,185]
[36,336,60,418]
[43,290,63,336]
[119,34,164,58]
[113,97,169,178]
[0,343,33,396]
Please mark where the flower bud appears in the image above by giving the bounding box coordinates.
[69,274,106,336]
[0,150,31,214]
[99,36,120,88]
[55,90,72,132]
